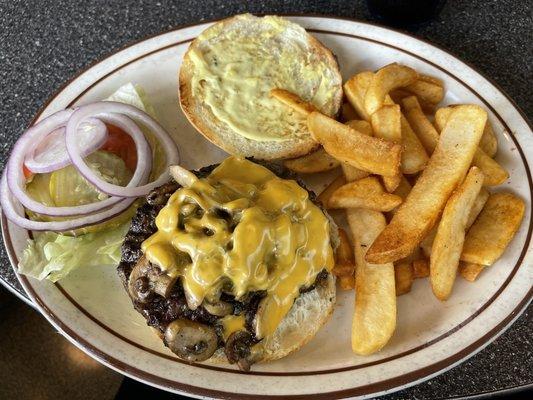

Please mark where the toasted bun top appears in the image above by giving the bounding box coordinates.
[179,14,343,159]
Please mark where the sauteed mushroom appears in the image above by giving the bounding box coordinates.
[203,300,234,317]
[224,330,256,371]
[169,165,198,187]
[152,273,178,298]
[128,256,177,302]
[164,319,218,362]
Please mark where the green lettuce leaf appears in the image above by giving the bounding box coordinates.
[18,223,130,282]
[106,82,156,117]
[18,82,155,282]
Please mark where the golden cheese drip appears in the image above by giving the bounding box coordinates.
[142,157,334,339]
[220,315,246,341]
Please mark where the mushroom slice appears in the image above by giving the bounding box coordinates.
[152,273,178,298]
[164,319,218,362]
[224,330,257,371]
[127,256,153,303]
[169,165,198,187]
[128,256,178,302]
[203,300,234,317]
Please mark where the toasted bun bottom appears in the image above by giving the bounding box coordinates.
[207,272,336,365]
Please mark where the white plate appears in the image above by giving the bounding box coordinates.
[2,16,532,400]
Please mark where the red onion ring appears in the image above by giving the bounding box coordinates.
[65,102,179,198]
[1,170,133,232]
[2,101,180,231]
[24,118,108,174]
[7,112,151,216]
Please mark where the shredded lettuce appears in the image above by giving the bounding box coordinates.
[18,82,154,281]
[106,82,156,118]
[18,223,130,282]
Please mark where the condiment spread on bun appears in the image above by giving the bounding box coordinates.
[179,14,343,159]
[188,15,340,142]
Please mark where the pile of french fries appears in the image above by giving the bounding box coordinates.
[272,63,525,355]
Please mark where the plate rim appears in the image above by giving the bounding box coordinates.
[2,13,532,400]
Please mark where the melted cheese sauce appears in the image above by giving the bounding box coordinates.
[220,315,246,341]
[142,157,334,338]
[189,15,338,142]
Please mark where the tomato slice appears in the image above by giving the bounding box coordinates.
[100,124,137,171]
[22,124,136,180]
[23,164,34,180]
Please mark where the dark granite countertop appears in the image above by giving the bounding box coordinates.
[0,0,531,398]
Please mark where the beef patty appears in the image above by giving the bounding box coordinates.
[117,160,330,369]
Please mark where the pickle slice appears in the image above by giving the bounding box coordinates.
[25,151,136,235]
[49,151,132,206]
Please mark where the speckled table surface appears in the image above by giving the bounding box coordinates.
[0,0,531,398]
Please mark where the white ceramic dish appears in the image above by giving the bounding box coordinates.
[2,15,532,400]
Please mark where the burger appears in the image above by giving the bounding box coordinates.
[117,157,338,370]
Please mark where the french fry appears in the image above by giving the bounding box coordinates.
[479,122,498,157]
[347,208,396,355]
[328,177,403,212]
[402,96,440,154]
[413,258,430,278]
[345,119,373,136]
[436,106,498,157]
[364,63,418,116]
[404,74,445,105]
[390,89,436,114]
[389,89,410,103]
[342,164,369,182]
[366,105,487,263]
[461,192,525,265]
[371,105,402,191]
[397,246,422,264]
[394,262,414,295]
[339,275,356,290]
[270,88,316,116]
[401,94,422,110]
[400,114,429,174]
[466,187,490,228]
[308,112,402,177]
[317,175,346,205]
[471,148,509,186]
[370,105,401,141]
[336,229,354,264]
[333,264,354,276]
[341,122,374,178]
[392,176,412,200]
[417,74,443,86]
[436,107,504,184]
[420,227,437,258]
[333,229,356,290]
[344,71,374,121]
[458,262,486,282]
[341,102,359,122]
[382,175,401,193]
[434,107,453,132]
[342,120,373,181]
[388,175,412,215]
[283,148,340,174]
[430,167,484,301]
[420,187,489,258]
